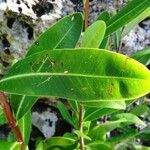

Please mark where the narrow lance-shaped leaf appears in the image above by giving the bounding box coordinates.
[57,101,75,127]
[18,111,32,147]
[43,137,76,149]
[10,13,83,120]
[10,95,37,120]
[130,48,150,66]
[81,20,106,48]
[121,7,150,38]
[105,0,150,37]
[89,113,145,141]
[0,49,150,104]
[27,13,83,56]
[96,11,110,49]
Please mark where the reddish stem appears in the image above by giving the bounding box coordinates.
[0,92,24,150]
[84,0,89,30]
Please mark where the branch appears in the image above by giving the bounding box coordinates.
[0,92,24,150]
[79,104,84,150]
[84,0,89,30]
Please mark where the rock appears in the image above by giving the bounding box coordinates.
[32,100,71,138]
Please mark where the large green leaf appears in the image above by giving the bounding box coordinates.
[81,20,106,48]
[0,49,150,103]
[27,13,83,56]
[10,13,83,120]
[105,0,150,37]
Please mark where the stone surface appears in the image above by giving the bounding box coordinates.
[32,100,71,138]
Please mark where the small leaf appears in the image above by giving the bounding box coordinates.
[0,141,20,150]
[89,119,126,141]
[86,142,111,150]
[43,137,76,149]
[81,21,106,48]
[10,94,37,120]
[18,111,32,146]
[130,48,150,66]
[27,13,83,56]
[68,100,79,113]
[112,113,146,126]
[130,104,149,116]
[74,130,91,141]
[105,0,150,37]
[82,101,126,109]
[57,101,74,127]
[84,107,119,121]
[134,145,150,150]
[96,11,110,22]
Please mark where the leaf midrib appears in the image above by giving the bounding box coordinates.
[1,72,148,82]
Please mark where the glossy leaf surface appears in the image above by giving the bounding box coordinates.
[0,49,150,103]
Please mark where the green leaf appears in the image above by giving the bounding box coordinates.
[84,107,120,122]
[27,13,83,56]
[0,141,20,150]
[68,100,79,113]
[89,119,126,141]
[82,100,126,109]
[134,145,150,150]
[81,21,106,48]
[43,137,76,149]
[86,142,111,150]
[10,13,83,121]
[108,128,137,145]
[74,130,91,141]
[130,104,149,116]
[18,111,32,146]
[96,11,110,49]
[130,48,150,66]
[89,113,145,141]
[10,94,37,120]
[105,0,150,37]
[121,7,150,38]
[0,49,150,104]
[112,113,146,126]
[96,11,110,22]
[57,101,74,127]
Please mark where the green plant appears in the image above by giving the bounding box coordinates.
[0,0,150,150]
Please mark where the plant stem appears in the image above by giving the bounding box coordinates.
[84,0,89,30]
[79,104,84,150]
[0,92,24,150]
